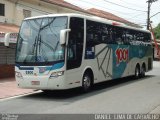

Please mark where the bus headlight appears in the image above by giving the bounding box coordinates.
[15,71,23,79]
[50,71,64,78]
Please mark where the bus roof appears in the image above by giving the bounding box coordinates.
[24,13,150,33]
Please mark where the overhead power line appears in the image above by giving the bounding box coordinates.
[127,13,146,20]
[77,0,141,15]
[103,0,147,12]
[66,0,148,26]
[119,0,146,9]
[150,12,160,18]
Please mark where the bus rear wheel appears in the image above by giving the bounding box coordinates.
[140,65,146,77]
[135,65,140,78]
[82,73,92,92]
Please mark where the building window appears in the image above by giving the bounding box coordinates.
[23,9,31,18]
[0,3,5,16]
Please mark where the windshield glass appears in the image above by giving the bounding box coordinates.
[16,16,68,65]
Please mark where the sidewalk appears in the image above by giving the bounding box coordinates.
[0,77,34,99]
[153,61,160,68]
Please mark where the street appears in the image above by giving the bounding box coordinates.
[0,62,160,114]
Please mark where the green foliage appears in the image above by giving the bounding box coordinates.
[154,23,160,39]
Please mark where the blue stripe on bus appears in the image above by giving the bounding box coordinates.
[15,64,34,70]
[16,62,64,72]
[42,62,64,71]
[50,62,64,70]
[38,62,64,73]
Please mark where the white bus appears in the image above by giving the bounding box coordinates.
[14,14,153,92]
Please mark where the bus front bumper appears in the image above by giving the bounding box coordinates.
[16,75,67,90]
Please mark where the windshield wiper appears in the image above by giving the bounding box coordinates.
[32,18,55,62]
[32,17,62,62]
[31,36,38,62]
[34,34,54,62]
[31,35,41,62]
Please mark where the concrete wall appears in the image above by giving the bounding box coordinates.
[0,64,14,78]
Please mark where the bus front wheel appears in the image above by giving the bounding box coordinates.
[82,73,92,92]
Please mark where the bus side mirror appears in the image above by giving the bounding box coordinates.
[60,29,71,45]
[4,33,10,47]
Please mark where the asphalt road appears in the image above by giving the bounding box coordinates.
[0,62,160,114]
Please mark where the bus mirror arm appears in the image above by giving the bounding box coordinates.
[60,29,71,45]
[4,33,10,47]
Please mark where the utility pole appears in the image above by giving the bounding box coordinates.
[146,0,158,30]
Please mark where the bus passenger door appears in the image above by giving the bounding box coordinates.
[65,17,84,87]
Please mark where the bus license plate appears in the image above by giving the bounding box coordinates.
[31,81,40,85]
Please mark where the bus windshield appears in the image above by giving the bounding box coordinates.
[16,16,68,65]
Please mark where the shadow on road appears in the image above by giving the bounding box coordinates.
[22,75,155,101]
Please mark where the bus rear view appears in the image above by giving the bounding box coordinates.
[15,15,68,90]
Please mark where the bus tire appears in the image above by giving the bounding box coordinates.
[140,64,146,77]
[135,65,140,79]
[82,73,92,92]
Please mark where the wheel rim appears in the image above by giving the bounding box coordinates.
[83,75,91,90]
[135,67,139,77]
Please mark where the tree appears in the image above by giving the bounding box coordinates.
[154,23,160,39]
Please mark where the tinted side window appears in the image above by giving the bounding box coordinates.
[135,32,144,41]
[114,27,126,45]
[86,20,114,46]
[144,33,151,42]
[126,29,135,44]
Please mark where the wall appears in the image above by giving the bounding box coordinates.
[0,64,14,78]
[0,0,87,26]
[0,0,16,23]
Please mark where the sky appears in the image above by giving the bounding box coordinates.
[65,0,160,28]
